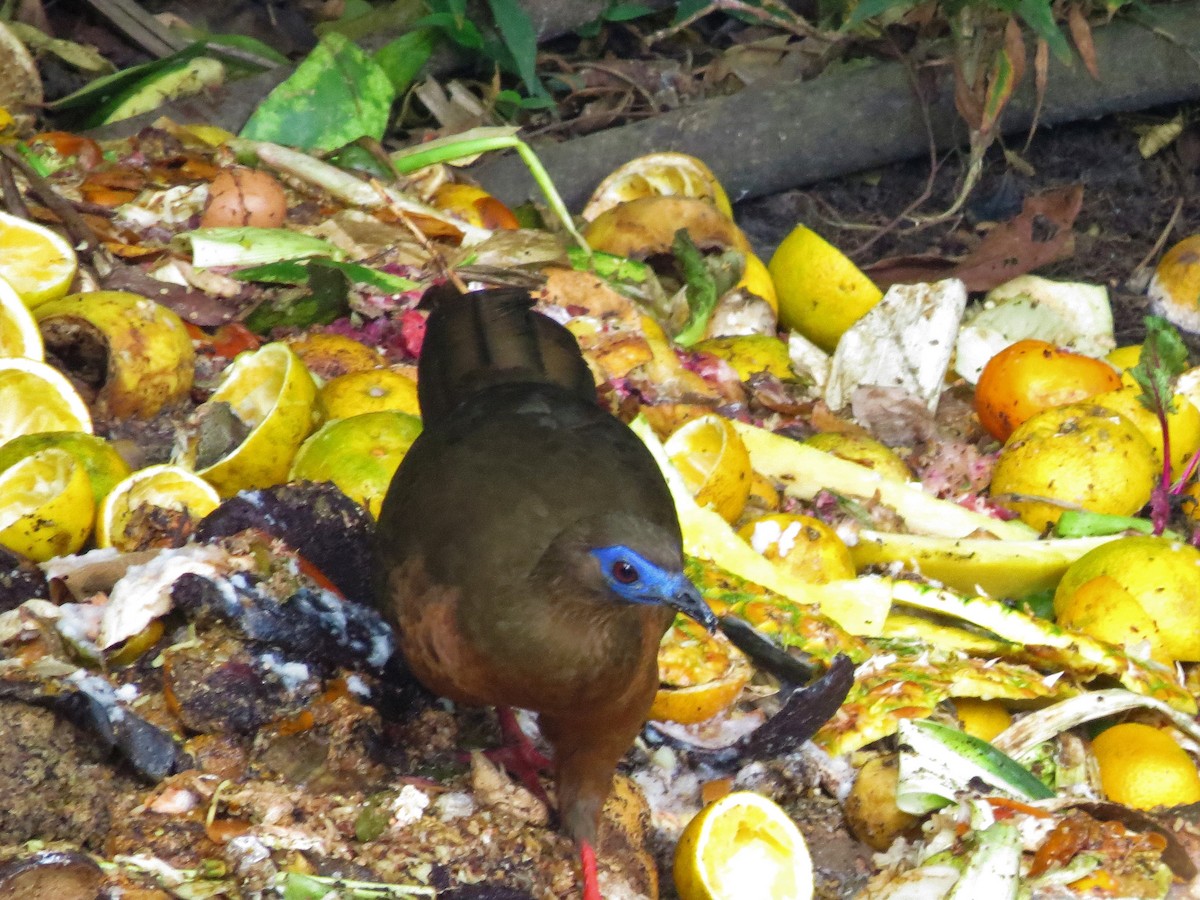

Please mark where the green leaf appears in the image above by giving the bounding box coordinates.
[845,0,918,28]
[239,33,396,151]
[487,0,547,97]
[980,47,1017,135]
[15,143,59,178]
[233,257,418,293]
[1131,315,1189,414]
[243,265,350,333]
[179,227,345,268]
[1013,0,1071,61]
[203,33,289,65]
[46,43,206,111]
[567,247,649,283]
[327,143,397,180]
[1053,510,1157,538]
[673,229,719,348]
[373,28,436,92]
[673,0,709,23]
[417,11,485,49]
[606,2,655,21]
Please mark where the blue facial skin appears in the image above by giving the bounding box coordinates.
[590,545,717,632]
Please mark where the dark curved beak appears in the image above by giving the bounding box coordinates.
[665,576,718,633]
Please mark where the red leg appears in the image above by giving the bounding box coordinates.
[580,839,603,900]
[496,707,553,770]
[480,707,553,806]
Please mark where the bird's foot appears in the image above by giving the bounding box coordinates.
[580,840,603,900]
[484,707,553,805]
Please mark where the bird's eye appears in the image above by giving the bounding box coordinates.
[611,561,639,584]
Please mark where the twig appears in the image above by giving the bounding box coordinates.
[81,0,189,58]
[850,45,944,259]
[646,0,819,46]
[0,146,99,258]
[371,179,468,294]
[1133,197,1185,276]
[0,156,29,219]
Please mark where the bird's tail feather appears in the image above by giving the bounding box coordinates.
[417,287,596,424]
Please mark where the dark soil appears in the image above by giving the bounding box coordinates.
[736,107,1200,346]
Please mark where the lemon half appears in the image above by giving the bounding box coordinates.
[0,274,43,359]
[674,791,813,900]
[0,448,94,561]
[583,152,734,222]
[0,211,77,307]
[187,342,318,496]
[1092,722,1200,810]
[0,357,92,441]
[768,224,881,352]
[665,414,752,523]
[97,464,221,551]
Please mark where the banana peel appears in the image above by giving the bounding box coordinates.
[851,531,1120,599]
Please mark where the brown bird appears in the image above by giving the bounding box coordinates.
[375,288,715,898]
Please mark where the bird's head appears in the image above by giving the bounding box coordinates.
[533,512,716,631]
[587,543,716,632]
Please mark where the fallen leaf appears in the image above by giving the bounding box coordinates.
[867,185,1084,292]
[1067,5,1101,80]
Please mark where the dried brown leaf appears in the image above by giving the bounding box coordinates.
[1004,18,1027,91]
[866,185,1085,292]
[1067,5,1101,80]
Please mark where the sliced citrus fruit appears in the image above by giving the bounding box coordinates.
[96,464,221,551]
[318,367,420,420]
[1054,535,1200,662]
[0,431,130,505]
[954,698,1013,742]
[583,152,734,222]
[35,290,195,418]
[768,224,882,352]
[674,791,813,900]
[284,332,385,381]
[583,196,751,258]
[665,414,752,523]
[0,210,77,307]
[181,342,318,497]
[1056,573,1173,665]
[0,447,94,562]
[736,252,778,313]
[289,411,423,517]
[694,335,794,382]
[651,618,752,724]
[432,183,520,230]
[1092,722,1200,810]
[739,513,855,584]
[0,357,92,442]
[0,274,43,359]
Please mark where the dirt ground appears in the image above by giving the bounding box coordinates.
[735,105,1200,347]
